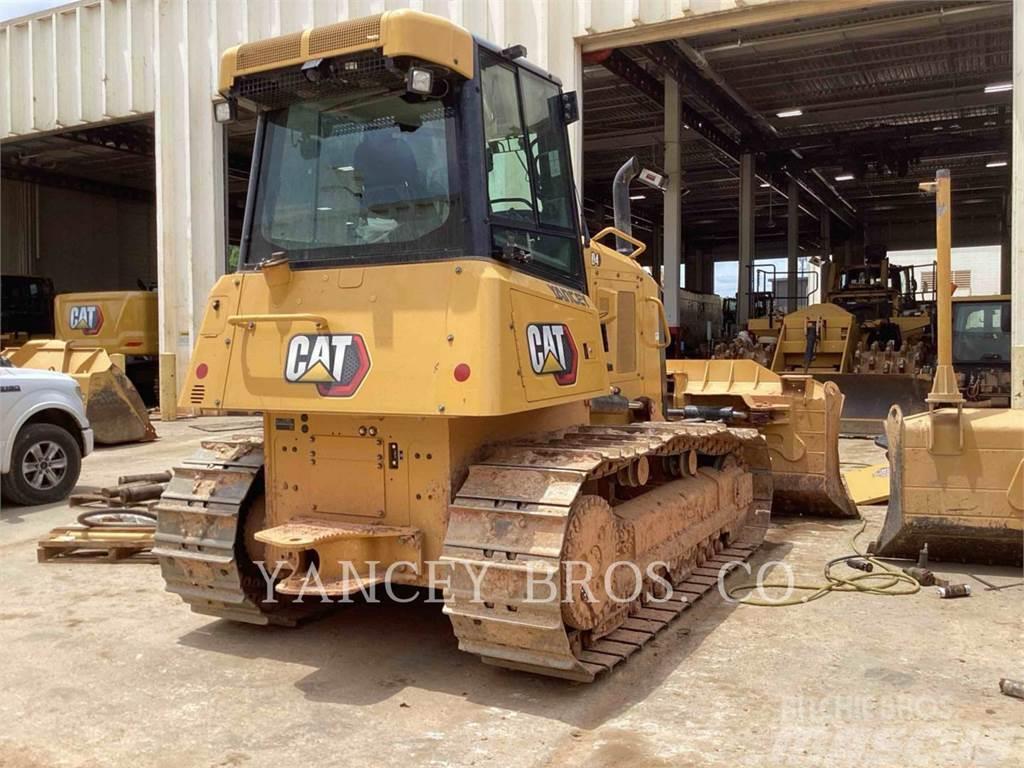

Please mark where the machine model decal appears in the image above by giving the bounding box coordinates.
[68,305,103,335]
[548,284,589,307]
[284,334,371,397]
[526,323,578,386]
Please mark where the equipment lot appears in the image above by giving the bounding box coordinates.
[1,418,1020,768]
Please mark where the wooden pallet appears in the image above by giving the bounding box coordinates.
[37,525,156,563]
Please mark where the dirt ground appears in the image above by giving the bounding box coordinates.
[1,417,1021,768]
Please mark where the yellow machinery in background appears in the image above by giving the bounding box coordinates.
[2,291,157,444]
[2,341,156,445]
[951,294,1011,407]
[766,240,1011,436]
[667,359,857,518]
[153,11,773,683]
[55,291,158,359]
[770,302,932,435]
[582,164,855,520]
[872,170,1022,565]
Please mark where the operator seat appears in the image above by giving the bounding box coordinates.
[353,129,422,215]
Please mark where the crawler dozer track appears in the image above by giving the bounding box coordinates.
[442,422,771,681]
[152,437,313,626]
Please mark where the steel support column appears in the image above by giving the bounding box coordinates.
[787,177,800,312]
[663,76,682,335]
[1001,191,1011,295]
[819,204,832,303]
[737,152,755,326]
[1012,0,1023,409]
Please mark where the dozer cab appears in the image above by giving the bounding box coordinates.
[951,294,1011,407]
[2,290,157,444]
[872,170,1022,565]
[154,10,772,682]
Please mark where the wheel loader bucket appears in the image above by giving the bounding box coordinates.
[871,405,1023,565]
[2,340,156,445]
[668,359,858,518]
[816,372,930,437]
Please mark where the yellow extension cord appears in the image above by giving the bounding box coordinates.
[725,518,921,606]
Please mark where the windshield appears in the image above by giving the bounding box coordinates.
[247,90,462,266]
[953,300,1010,364]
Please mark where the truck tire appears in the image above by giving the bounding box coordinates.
[1,423,82,506]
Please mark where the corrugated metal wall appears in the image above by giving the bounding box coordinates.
[0,0,781,401]
[0,0,787,140]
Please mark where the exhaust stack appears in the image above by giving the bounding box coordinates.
[612,157,640,254]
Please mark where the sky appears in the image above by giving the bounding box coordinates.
[0,0,66,22]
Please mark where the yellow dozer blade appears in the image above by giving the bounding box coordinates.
[2,340,156,445]
[668,359,858,518]
[872,406,1023,565]
[817,372,930,436]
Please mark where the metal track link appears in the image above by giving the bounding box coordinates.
[153,436,302,627]
[441,421,771,682]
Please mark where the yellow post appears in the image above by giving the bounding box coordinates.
[925,169,963,406]
[159,352,178,421]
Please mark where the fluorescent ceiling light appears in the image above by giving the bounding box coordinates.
[629,194,646,200]
[759,182,770,188]
[316,206,333,211]
[986,160,1007,168]
[776,109,803,118]
[834,173,855,182]
[984,83,1012,93]
[334,165,354,172]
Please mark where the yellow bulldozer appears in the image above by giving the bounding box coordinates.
[871,170,1022,566]
[590,158,856,519]
[2,291,157,444]
[153,10,774,682]
[768,262,1010,435]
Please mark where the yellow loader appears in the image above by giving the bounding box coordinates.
[872,170,1022,565]
[153,10,774,682]
[2,291,157,444]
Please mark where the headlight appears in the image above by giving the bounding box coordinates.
[406,67,433,95]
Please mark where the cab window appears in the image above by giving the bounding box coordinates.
[480,54,581,288]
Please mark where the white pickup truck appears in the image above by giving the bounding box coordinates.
[0,363,94,506]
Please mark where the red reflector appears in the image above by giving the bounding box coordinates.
[453,363,471,382]
[195,363,209,379]
[124,341,143,347]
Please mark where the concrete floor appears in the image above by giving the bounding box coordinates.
[1,418,1021,767]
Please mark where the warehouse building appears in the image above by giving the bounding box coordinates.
[0,0,1019,412]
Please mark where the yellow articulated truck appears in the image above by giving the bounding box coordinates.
[154,10,774,682]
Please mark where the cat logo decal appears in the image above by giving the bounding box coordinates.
[526,323,578,386]
[284,334,371,397]
[68,305,103,335]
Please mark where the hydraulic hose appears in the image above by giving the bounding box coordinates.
[724,518,921,606]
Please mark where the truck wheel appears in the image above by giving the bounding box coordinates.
[1,423,82,506]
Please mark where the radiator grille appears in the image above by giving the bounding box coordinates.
[616,291,637,374]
